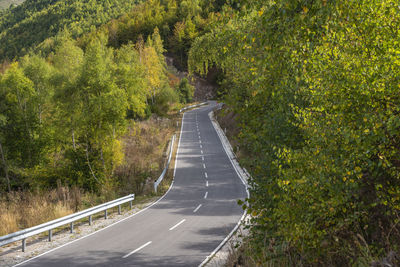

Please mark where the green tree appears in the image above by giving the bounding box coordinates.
[177,78,194,103]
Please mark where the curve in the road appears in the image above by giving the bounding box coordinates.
[15,101,247,267]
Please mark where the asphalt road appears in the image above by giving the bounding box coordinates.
[17,101,247,267]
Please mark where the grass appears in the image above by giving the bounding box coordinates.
[0,187,76,236]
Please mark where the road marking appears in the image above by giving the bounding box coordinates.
[202,156,204,161]
[199,140,202,143]
[205,172,208,178]
[122,241,152,258]
[193,204,202,213]
[204,192,208,199]
[200,144,203,149]
[173,112,185,179]
[203,163,206,169]
[206,181,209,187]
[169,219,186,231]
[201,150,203,154]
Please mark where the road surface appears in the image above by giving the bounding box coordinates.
[17,101,247,267]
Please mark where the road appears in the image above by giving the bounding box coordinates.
[17,101,247,267]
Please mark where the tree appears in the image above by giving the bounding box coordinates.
[0,63,37,168]
[114,43,147,118]
[178,78,194,103]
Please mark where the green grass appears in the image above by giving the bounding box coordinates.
[0,0,25,10]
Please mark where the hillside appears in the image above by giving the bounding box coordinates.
[0,0,140,61]
[0,0,24,10]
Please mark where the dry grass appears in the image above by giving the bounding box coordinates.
[0,185,79,236]
[115,116,177,195]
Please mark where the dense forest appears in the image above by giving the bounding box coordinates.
[0,0,140,61]
[0,0,224,194]
[0,0,220,235]
[190,0,400,265]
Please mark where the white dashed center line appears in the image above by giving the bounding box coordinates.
[203,163,206,169]
[193,204,202,213]
[202,156,204,161]
[201,150,203,154]
[206,181,209,187]
[205,172,208,178]
[204,192,208,199]
[169,219,186,231]
[123,241,152,258]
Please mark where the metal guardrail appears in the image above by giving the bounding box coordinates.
[154,134,176,193]
[0,194,135,252]
[179,102,208,113]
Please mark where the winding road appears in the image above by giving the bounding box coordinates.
[16,101,247,267]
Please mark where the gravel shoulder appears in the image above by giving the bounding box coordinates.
[204,109,250,267]
[0,196,159,267]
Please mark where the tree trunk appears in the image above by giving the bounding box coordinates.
[85,140,100,184]
[100,146,106,171]
[0,142,11,192]
[72,130,76,150]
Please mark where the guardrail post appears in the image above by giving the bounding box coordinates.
[22,239,26,252]
[130,200,133,210]
[48,230,52,242]
[118,205,121,215]
[89,215,92,225]
[104,210,108,219]
[70,222,74,233]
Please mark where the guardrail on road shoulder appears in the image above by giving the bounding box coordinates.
[0,194,135,252]
[154,134,176,193]
[179,102,208,113]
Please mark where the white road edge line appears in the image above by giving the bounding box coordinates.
[193,204,202,213]
[122,241,152,258]
[204,192,208,199]
[13,111,188,267]
[198,110,250,267]
[169,219,186,231]
[173,112,185,179]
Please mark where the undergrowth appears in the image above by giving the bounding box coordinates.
[0,115,180,236]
